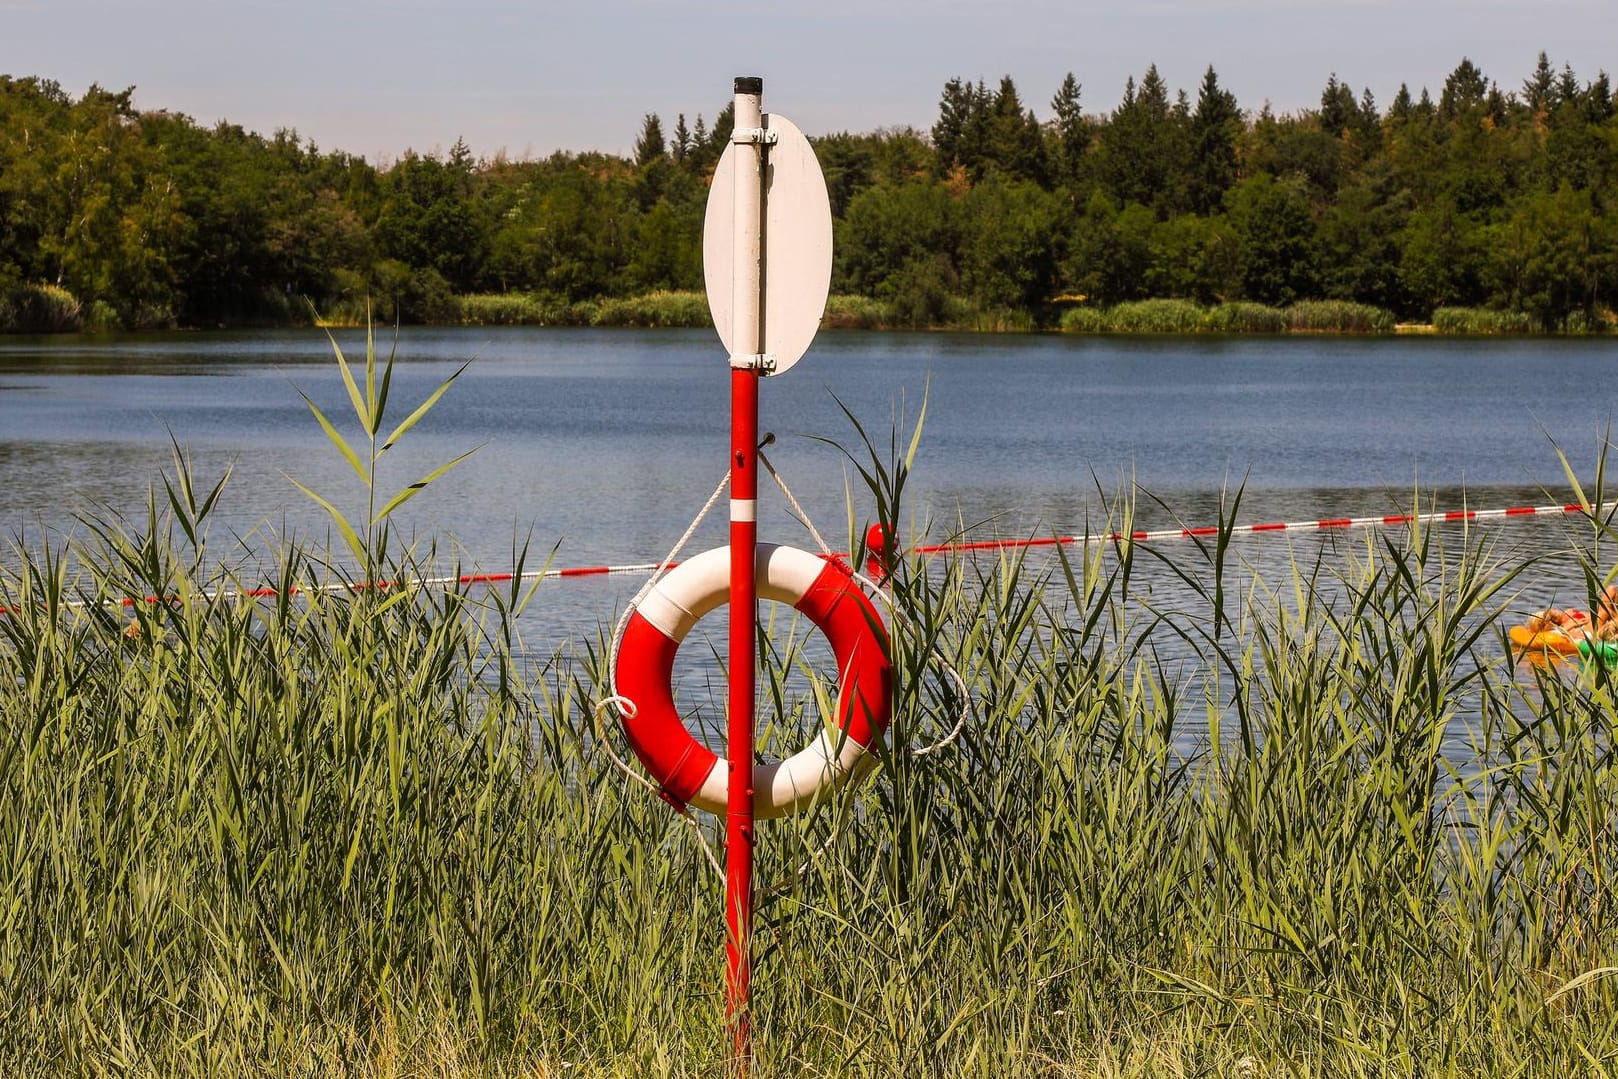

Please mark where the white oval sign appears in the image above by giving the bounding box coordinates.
[703,113,832,377]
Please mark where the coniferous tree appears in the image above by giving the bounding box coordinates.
[1388,84,1415,126]
[933,77,974,173]
[961,80,993,178]
[671,113,690,165]
[1095,65,1189,212]
[708,103,734,157]
[1524,52,1558,117]
[1356,88,1381,147]
[1440,59,1488,119]
[1585,72,1614,122]
[633,113,666,167]
[1485,83,1509,127]
[1557,64,1582,107]
[680,104,733,174]
[1321,74,1355,137]
[1188,66,1240,214]
[987,75,1047,183]
[1048,73,1090,190]
[687,114,711,172]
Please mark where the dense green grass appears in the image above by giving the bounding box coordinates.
[3,348,1618,1075]
[1433,306,1537,335]
[6,477,1618,1077]
[457,291,561,326]
[453,291,714,329]
[1204,301,1286,334]
[1284,299,1397,333]
[589,290,712,328]
[1059,300,1399,335]
[822,294,891,330]
[1105,298,1207,333]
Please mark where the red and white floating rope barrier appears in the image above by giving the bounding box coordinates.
[906,501,1591,556]
[1,500,1602,616]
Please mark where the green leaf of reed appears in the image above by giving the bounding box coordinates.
[324,326,371,432]
[1553,436,1590,511]
[374,448,478,522]
[375,324,397,438]
[903,380,929,470]
[286,476,367,569]
[380,362,470,454]
[299,392,368,483]
[365,317,378,430]
[1545,966,1618,1005]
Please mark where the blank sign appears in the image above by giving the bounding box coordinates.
[703,113,832,378]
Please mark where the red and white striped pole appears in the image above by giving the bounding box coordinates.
[725,74,765,1067]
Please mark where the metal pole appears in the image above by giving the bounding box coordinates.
[726,73,765,1070]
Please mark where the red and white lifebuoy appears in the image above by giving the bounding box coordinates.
[615,543,892,819]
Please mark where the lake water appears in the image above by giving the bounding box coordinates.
[2,327,1614,657]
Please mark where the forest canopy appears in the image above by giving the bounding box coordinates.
[1,54,1615,333]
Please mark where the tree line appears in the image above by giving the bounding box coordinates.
[1,54,1615,333]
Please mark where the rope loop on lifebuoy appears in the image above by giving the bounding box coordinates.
[612,542,893,819]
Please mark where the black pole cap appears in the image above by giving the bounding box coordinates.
[734,76,763,94]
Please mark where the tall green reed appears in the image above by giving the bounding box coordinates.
[293,320,473,578]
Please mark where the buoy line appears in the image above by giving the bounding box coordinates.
[0,499,1602,617]
[905,500,1592,556]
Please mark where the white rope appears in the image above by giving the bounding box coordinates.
[592,467,732,879]
[759,449,839,564]
[604,468,731,715]
[591,694,657,796]
[591,694,724,881]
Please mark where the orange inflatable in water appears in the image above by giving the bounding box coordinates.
[1508,623,1586,657]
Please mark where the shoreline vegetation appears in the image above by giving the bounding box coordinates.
[6,281,1613,337]
[5,49,1618,340]
[3,346,1618,1070]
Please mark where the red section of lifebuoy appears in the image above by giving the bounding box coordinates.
[615,543,891,819]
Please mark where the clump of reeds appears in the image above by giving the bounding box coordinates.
[0,282,84,333]
[1432,306,1536,335]
[1285,299,1396,333]
[1060,299,1385,336]
[1105,298,1207,333]
[1205,300,1286,333]
[955,304,1036,332]
[1058,304,1111,333]
[1058,299,1206,334]
[1561,309,1607,335]
[457,291,560,325]
[822,293,891,329]
[590,290,712,328]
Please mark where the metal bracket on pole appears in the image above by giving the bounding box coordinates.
[731,127,779,146]
[728,353,776,373]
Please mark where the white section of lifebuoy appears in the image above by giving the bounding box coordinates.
[617,543,889,819]
[635,544,824,643]
[690,725,877,819]
[634,546,732,642]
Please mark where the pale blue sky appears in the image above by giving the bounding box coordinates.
[4,0,1615,162]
